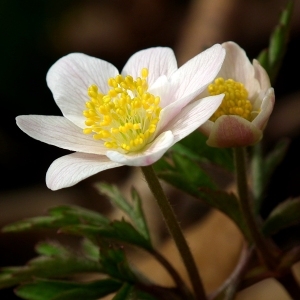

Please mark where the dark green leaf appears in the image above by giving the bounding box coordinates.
[263,197,300,236]
[95,183,151,242]
[2,205,109,233]
[81,239,100,261]
[98,242,136,282]
[0,246,102,289]
[61,221,152,251]
[35,241,69,257]
[170,130,234,171]
[257,0,293,83]
[15,278,122,300]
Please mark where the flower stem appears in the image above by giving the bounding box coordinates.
[233,147,277,270]
[141,165,207,300]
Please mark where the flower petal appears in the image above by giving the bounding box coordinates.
[219,42,260,99]
[206,115,262,148]
[122,47,177,87]
[253,59,271,92]
[167,44,225,107]
[46,152,122,190]
[165,94,224,143]
[47,53,119,128]
[16,115,107,154]
[106,131,174,166]
[252,88,275,130]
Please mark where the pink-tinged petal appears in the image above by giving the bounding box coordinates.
[167,44,225,107]
[219,42,260,99]
[165,95,224,143]
[46,152,122,190]
[253,59,271,92]
[16,115,107,154]
[122,47,177,87]
[106,131,174,166]
[47,53,119,128]
[252,88,275,130]
[206,115,262,148]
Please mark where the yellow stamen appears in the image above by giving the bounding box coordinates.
[83,68,161,153]
[208,77,253,122]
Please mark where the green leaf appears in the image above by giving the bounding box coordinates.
[0,243,102,289]
[81,238,100,261]
[95,183,151,242]
[2,205,109,232]
[61,220,152,251]
[98,242,136,282]
[15,278,122,300]
[262,197,300,236]
[170,130,234,171]
[35,241,69,257]
[257,0,293,83]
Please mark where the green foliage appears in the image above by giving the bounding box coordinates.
[0,241,102,290]
[15,278,122,300]
[95,183,151,242]
[257,0,293,83]
[2,205,110,232]
[113,283,159,300]
[263,197,300,236]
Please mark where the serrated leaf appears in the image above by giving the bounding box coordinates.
[15,278,122,300]
[81,239,100,261]
[170,130,234,171]
[98,242,136,282]
[95,183,151,242]
[0,249,102,289]
[61,221,152,251]
[262,197,300,236]
[2,205,109,233]
[35,241,69,257]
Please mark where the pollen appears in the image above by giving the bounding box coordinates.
[83,68,161,153]
[208,77,253,122]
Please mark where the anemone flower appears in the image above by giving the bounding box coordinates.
[16,45,225,190]
[199,41,275,148]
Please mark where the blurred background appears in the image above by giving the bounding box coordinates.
[1,0,300,298]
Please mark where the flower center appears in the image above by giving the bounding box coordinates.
[83,68,161,153]
[208,77,253,122]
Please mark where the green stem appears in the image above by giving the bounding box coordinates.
[233,147,277,270]
[141,165,207,300]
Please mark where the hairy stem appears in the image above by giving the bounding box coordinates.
[142,165,206,300]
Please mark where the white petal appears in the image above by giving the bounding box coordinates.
[147,75,171,108]
[167,44,225,107]
[122,47,177,87]
[252,88,275,130]
[47,53,119,128]
[219,42,260,99]
[16,115,108,154]
[253,59,271,92]
[106,131,174,166]
[166,94,224,143]
[46,152,122,190]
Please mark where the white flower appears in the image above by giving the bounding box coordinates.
[16,45,225,190]
[199,41,275,148]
